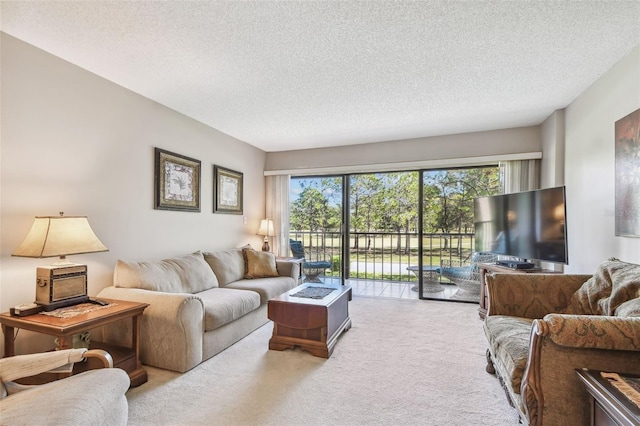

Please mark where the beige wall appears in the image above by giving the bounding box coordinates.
[0,34,267,352]
[540,109,565,188]
[266,126,541,174]
[564,45,640,272]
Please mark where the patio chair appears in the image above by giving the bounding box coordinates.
[289,239,332,282]
[439,252,497,299]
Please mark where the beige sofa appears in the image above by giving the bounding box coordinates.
[97,248,299,372]
[483,258,640,425]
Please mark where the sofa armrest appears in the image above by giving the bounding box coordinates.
[486,273,591,318]
[276,260,300,281]
[537,314,640,351]
[520,317,640,426]
[97,286,205,372]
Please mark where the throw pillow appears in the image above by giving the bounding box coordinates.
[243,248,279,279]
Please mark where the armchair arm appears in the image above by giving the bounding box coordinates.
[0,348,112,384]
[97,286,204,372]
[537,314,640,351]
[486,273,591,318]
[520,316,640,426]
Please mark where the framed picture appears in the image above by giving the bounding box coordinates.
[615,107,640,237]
[214,165,243,214]
[154,148,201,212]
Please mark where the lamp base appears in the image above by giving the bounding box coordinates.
[262,241,270,252]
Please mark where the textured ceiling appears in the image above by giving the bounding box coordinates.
[1,1,639,152]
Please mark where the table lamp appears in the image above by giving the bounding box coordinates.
[12,212,109,311]
[257,218,275,252]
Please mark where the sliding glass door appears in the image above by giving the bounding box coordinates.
[289,176,344,284]
[288,166,500,300]
[348,172,419,287]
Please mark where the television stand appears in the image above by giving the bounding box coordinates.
[496,260,535,270]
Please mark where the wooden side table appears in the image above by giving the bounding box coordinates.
[576,369,640,426]
[0,298,149,387]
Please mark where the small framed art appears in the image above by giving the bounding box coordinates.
[214,165,243,214]
[154,148,201,212]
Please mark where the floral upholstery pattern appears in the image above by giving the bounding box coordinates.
[485,273,591,318]
[540,314,640,350]
[483,315,533,393]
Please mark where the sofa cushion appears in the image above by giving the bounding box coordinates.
[114,252,218,293]
[203,248,246,286]
[198,288,261,331]
[226,276,296,304]
[242,248,279,279]
[484,315,534,394]
[563,258,640,316]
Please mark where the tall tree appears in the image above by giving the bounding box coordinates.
[350,174,382,249]
[374,172,418,254]
[424,167,499,252]
[290,185,327,249]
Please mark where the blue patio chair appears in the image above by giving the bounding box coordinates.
[289,239,332,283]
[439,252,497,297]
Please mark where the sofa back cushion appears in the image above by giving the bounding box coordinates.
[114,252,219,293]
[203,248,246,286]
[563,258,640,316]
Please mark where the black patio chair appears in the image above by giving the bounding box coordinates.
[289,239,332,283]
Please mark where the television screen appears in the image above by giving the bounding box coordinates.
[474,186,568,264]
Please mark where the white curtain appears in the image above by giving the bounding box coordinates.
[499,159,540,193]
[265,175,290,257]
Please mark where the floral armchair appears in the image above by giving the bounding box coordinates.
[483,258,640,425]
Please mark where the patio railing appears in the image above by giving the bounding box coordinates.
[289,230,476,282]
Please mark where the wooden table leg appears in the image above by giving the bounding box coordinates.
[54,335,72,350]
[132,313,140,356]
[2,324,15,357]
[128,312,147,387]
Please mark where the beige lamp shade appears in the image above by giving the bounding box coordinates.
[257,219,275,237]
[257,218,275,252]
[12,214,109,260]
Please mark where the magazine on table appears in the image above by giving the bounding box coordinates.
[601,371,640,409]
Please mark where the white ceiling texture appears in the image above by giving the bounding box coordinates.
[1,1,639,152]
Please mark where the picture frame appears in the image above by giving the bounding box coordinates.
[214,165,243,214]
[154,148,201,212]
[614,107,640,237]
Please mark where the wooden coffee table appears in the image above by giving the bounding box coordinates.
[268,283,352,358]
[0,298,148,387]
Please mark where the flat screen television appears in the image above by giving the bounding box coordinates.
[474,186,568,265]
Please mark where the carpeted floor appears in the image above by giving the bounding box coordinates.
[126,296,520,426]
